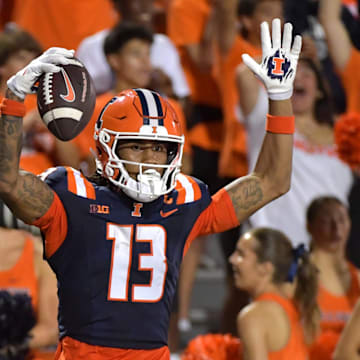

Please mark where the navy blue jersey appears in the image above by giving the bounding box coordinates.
[39,167,222,349]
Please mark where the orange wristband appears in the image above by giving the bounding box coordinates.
[266,114,295,134]
[0,98,26,117]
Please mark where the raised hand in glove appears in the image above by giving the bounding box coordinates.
[242,18,302,101]
[7,47,75,100]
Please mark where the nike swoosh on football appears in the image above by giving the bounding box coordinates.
[60,68,76,102]
[160,208,178,218]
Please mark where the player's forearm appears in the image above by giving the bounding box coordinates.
[318,0,351,69]
[0,89,23,193]
[253,99,293,196]
[0,89,54,224]
[226,127,293,223]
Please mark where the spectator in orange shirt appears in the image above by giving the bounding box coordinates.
[11,0,117,50]
[230,227,319,359]
[76,0,189,100]
[307,196,360,360]
[0,228,58,360]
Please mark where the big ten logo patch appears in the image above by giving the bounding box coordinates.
[90,204,110,214]
[267,50,291,80]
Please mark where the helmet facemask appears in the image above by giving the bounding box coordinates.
[98,129,183,202]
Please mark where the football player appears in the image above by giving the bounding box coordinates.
[0,19,301,360]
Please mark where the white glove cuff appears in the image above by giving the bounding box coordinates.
[268,88,293,101]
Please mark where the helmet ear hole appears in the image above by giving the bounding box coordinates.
[167,143,178,164]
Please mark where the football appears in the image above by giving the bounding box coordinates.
[37,58,96,141]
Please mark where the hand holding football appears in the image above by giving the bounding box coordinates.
[37,58,96,141]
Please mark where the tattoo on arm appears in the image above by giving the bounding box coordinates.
[17,171,54,216]
[0,90,54,222]
[227,178,264,221]
[0,114,22,187]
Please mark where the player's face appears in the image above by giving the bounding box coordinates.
[113,39,152,88]
[116,140,168,179]
[229,233,264,292]
[0,50,37,82]
[308,203,351,254]
[292,61,319,115]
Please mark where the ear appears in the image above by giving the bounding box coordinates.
[258,261,274,279]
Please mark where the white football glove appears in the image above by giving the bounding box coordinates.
[242,18,302,101]
[7,47,75,100]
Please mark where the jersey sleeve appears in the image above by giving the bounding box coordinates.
[183,188,239,256]
[32,192,68,258]
[31,167,70,258]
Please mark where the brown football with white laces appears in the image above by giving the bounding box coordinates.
[37,58,96,141]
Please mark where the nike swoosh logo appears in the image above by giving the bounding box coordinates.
[60,68,75,102]
[160,208,178,218]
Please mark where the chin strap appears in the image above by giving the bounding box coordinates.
[123,169,165,203]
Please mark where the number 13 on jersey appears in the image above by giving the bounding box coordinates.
[107,223,168,303]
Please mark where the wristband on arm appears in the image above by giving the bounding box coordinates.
[0,98,26,117]
[265,114,295,134]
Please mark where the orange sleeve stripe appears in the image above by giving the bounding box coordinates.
[32,192,68,258]
[82,173,96,200]
[66,167,77,194]
[65,166,96,200]
[175,181,186,205]
[186,175,201,201]
[175,174,202,205]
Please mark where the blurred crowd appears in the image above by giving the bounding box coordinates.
[1,0,360,359]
